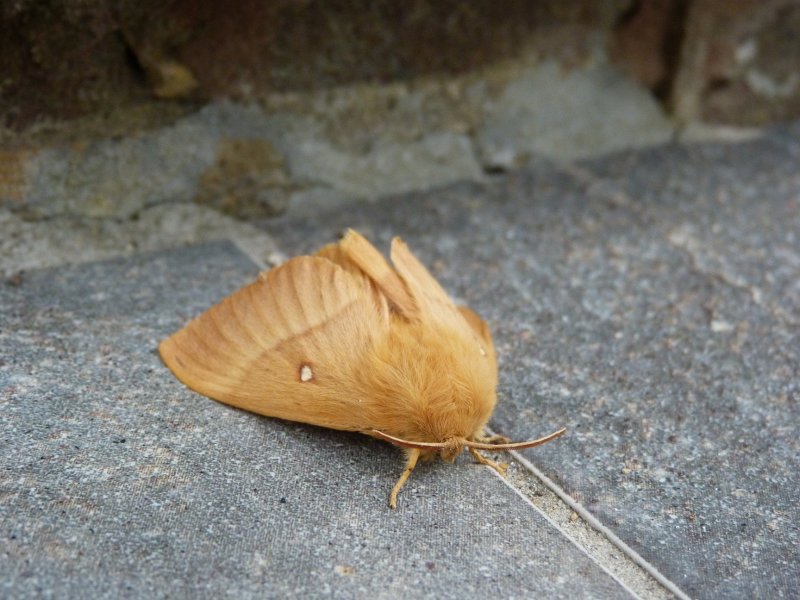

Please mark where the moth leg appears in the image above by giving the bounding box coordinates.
[469,447,508,477]
[476,432,511,445]
[389,449,421,509]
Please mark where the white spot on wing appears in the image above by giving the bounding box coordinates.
[300,364,313,382]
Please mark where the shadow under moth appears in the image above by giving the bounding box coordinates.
[159,229,565,508]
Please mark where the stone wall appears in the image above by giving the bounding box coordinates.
[1,0,798,221]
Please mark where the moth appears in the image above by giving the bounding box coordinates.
[159,230,565,508]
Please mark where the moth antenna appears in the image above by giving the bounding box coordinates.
[464,427,567,451]
[370,430,454,449]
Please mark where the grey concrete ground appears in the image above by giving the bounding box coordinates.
[2,122,799,598]
[1,243,636,599]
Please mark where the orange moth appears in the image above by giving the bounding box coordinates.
[159,230,565,508]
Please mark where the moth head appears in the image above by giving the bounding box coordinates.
[439,438,465,462]
[370,427,567,459]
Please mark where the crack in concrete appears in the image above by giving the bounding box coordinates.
[499,449,689,600]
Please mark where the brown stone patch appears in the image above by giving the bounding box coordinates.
[195,138,293,218]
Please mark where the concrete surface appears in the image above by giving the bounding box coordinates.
[1,243,635,599]
[2,121,799,599]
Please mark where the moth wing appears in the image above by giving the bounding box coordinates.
[314,239,370,281]
[318,232,494,358]
[159,256,388,431]
[458,305,496,364]
[390,236,497,361]
[333,229,417,316]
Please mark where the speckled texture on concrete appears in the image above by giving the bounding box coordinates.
[264,124,800,599]
[0,243,633,599]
